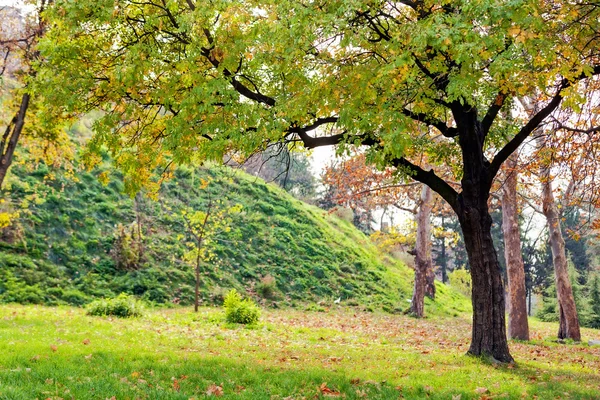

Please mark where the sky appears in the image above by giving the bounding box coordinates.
[0,0,34,13]
[0,0,26,8]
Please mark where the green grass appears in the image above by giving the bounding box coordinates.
[1,158,469,316]
[0,305,598,399]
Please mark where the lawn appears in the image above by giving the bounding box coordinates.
[0,305,599,399]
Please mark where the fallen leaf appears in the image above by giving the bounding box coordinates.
[319,382,342,397]
[50,345,58,352]
[83,338,90,345]
[475,387,489,394]
[206,384,224,396]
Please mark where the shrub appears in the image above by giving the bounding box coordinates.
[256,275,279,300]
[223,289,260,324]
[61,289,90,306]
[86,294,144,318]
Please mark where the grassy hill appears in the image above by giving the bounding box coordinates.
[0,155,469,315]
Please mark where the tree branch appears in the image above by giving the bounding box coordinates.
[489,64,600,179]
[555,122,600,134]
[400,108,458,137]
[481,91,507,137]
[391,158,459,212]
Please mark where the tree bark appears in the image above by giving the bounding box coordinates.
[410,185,434,317]
[440,215,448,283]
[540,165,581,341]
[455,110,513,363]
[501,154,530,340]
[459,203,513,362]
[0,93,30,189]
[195,240,201,313]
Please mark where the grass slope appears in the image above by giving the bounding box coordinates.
[1,158,468,315]
[0,305,599,399]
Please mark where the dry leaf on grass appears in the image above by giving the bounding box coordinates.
[319,382,342,397]
[206,384,224,396]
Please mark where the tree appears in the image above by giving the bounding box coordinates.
[180,184,242,312]
[539,152,581,341]
[321,153,439,316]
[0,0,56,190]
[236,144,317,200]
[38,0,600,362]
[501,153,529,340]
[320,154,392,233]
[411,184,434,316]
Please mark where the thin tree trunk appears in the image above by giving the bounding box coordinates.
[0,93,30,189]
[501,153,529,340]
[195,237,201,312]
[440,215,448,283]
[410,185,434,316]
[540,165,581,341]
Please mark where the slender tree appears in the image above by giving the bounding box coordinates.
[501,153,529,340]
[411,184,434,316]
[538,141,581,341]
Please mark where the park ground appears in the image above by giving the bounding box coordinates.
[0,305,599,399]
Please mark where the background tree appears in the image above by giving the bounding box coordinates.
[501,153,529,340]
[38,0,600,362]
[321,153,440,316]
[238,145,317,201]
[0,0,61,190]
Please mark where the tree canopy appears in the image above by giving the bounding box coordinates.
[38,1,598,194]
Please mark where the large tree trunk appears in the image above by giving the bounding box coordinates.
[540,167,581,341]
[410,185,434,317]
[0,93,30,189]
[459,203,513,362]
[501,154,530,340]
[456,111,513,363]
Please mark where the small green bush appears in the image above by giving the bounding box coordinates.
[86,294,144,318]
[223,289,260,324]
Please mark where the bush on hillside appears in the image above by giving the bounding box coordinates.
[224,289,260,324]
[256,275,279,300]
[448,269,471,297]
[86,294,144,318]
